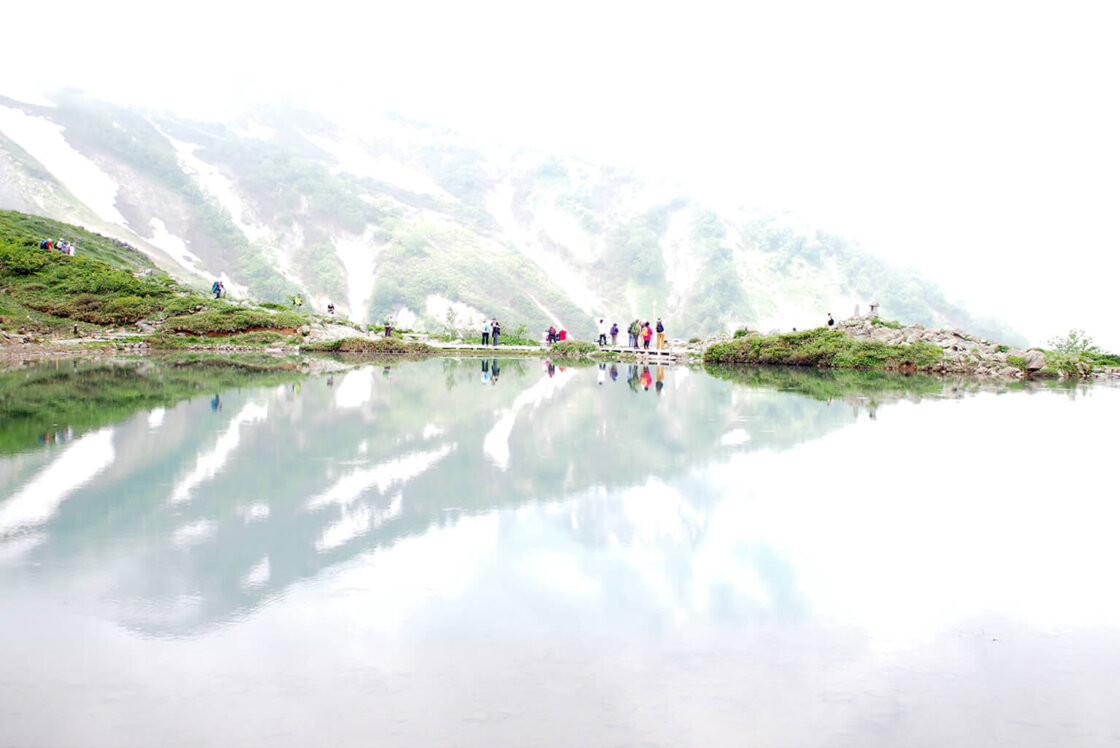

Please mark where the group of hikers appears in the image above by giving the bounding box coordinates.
[595,317,667,350]
[39,237,77,256]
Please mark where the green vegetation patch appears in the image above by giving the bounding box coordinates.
[162,307,305,335]
[550,339,598,357]
[703,328,943,371]
[300,337,435,355]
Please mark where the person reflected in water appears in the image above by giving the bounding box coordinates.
[490,358,500,384]
[327,376,334,387]
[383,365,391,381]
[597,362,606,385]
[547,360,556,378]
[211,394,222,411]
[481,358,491,385]
[655,366,665,396]
[641,366,652,390]
[627,364,639,393]
[609,363,618,382]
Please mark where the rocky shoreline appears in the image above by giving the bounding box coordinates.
[3,319,1119,381]
[837,319,1120,380]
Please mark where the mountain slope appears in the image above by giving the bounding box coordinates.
[0,93,1023,344]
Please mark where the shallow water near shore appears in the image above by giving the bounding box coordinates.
[1,356,1118,747]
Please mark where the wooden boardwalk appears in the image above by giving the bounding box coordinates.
[424,340,693,360]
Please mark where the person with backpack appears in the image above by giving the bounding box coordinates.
[642,321,653,349]
[597,318,608,347]
[655,317,666,350]
[212,280,221,299]
[491,319,501,346]
[482,318,491,346]
[629,319,641,348]
[827,313,835,327]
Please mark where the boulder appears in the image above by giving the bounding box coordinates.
[1024,350,1047,371]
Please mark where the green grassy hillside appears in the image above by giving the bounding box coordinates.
[0,210,305,338]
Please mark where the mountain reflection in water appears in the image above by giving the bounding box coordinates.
[1,356,1117,747]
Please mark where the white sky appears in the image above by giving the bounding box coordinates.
[3,0,1119,349]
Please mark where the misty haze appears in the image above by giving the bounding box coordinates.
[2,2,1119,746]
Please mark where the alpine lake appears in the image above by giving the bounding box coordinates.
[1,353,1118,747]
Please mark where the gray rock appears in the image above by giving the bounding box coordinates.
[1024,350,1047,371]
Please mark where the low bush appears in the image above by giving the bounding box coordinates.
[550,339,598,357]
[301,337,435,355]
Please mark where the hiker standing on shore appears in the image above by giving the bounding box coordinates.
[597,318,608,346]
[629,319,641,348]
[655,317,666,350]
[482,318,491,345]
[491,319,501,346]
[610,322,619,346]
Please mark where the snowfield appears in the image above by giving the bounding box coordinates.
[0,106,127,226]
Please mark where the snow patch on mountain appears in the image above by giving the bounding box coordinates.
[534,195,600,263]
[485,182,602,316]
[333,229,379,321]
[426,295,486,332]
[0,105,126,225]
[147,217,203,271]
[153,122,269,242]
[527,293,563,328]
[661,207,702,310]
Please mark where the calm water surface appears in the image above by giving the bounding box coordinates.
[1,357,1118,747]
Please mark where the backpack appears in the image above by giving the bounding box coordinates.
[610,324,618,335]
[656,321,663,333]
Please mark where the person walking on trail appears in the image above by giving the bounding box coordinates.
[655,317,666,350]
[642,321,653,350]
[597,318,608,347]
[610,322,619,346]
[482,318,491,346]
[212,280,221,299]
[491,319,501,346]
[827,313,835,327]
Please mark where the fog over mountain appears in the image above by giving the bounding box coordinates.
[0,93,1021,342]
[2,1,1117,347]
